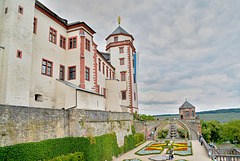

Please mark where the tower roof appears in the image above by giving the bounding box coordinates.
[111,26,130,35]
[179,101,195,109]
[106,25,134,40]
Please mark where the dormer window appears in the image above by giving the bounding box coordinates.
[114,37,118,42]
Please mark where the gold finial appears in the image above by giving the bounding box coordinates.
[118,16,121,25]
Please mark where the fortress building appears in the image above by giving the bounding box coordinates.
[0,0,138,113]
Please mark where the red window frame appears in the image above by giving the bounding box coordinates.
[41,59,53,77]
[68,66,76,80]
[85,39,90,51]
[60,35,66,49]
[59,65,65,80]
[121,91,127,100]
[98,59,101,72]
[119,47,124,53]
[17,50,22,59]
[5,7,8,14]
[114,36,118,42]
[18,5,23,14]
[106,66,108,77]
[110,70,112,79]
[121,72,126,81]
[120,58,125,65]
[97,85,100,93]
[68,36,77,49]
[33,17,37,34]
[49,27,57,44]
[85,66,90,81]
[112,72,115,79]
[103,63,105,75]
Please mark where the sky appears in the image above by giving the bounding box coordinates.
[39,0,240,115]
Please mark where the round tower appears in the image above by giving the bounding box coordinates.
[105,19,138,114]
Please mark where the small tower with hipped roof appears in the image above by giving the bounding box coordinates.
[179,100,196,119]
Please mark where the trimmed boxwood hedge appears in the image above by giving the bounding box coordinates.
[50,152,85,161]
[0,132,145,161]
[0,137,92,161]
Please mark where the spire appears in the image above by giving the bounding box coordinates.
[118,16,121,26]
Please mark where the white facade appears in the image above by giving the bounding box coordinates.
[0,0,138,113]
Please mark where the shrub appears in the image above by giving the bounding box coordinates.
[177,129,189,139]
[91,133,121,161]
[50,152,85,161]
[158,129,169,139]
[131,124,136,135]
[123,134,135,153]
[134,133,144,145]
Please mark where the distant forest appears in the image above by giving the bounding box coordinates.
[196,108,240,114]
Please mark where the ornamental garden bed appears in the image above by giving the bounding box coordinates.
[135,141,166,155]
[166,141,192,156]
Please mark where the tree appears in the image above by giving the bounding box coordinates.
[201,120,222,143]
[222,120,240,143]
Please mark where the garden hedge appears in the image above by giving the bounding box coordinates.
[0,132,145,161]
[49,152,85,161]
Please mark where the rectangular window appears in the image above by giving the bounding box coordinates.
[133,74,136,83]
[103,88,106,98]
[103,63,105,75]
[17,50,22,59]
[49,27,57,44]
[69,36,77,49]
[121,91,126,100]
[121,72,126,81]
[110,70,112,79]
[85,39,90,51]
[120,58,125,65]
[59,65,65,80]
[114,36,118,42]
[5,7,8,14]
[18,5,23,14]
[60,35,66,49]
[68,66,76,80]
[119,47,124,53]
[186,111,189,118]
[98,59,101,72]
[134,92,136,101]
[33,17,37,34]
[42,59,53,77]
[106,66,108,77]
[85,67,90,81]
[112,72,114,79]
[192,110,194,117]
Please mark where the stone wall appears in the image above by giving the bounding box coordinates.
[0,104,133,147]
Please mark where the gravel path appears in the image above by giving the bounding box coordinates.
[113,140,211,161]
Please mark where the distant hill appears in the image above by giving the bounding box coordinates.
[196,108,240,114]
[153,108,240,122]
